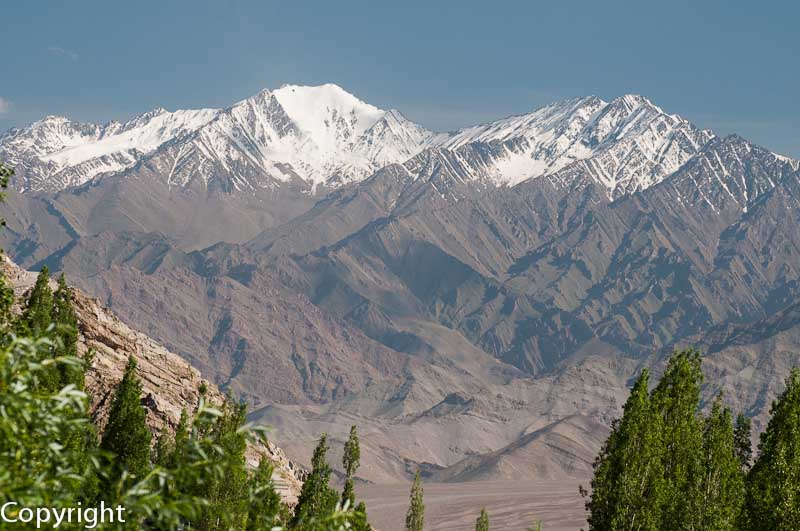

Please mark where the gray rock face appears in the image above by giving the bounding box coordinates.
[2,87,800,483]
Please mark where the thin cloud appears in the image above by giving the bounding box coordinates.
[48,46,79,61]
[0,97,10,114]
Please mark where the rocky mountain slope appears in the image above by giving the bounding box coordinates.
[2,85,799,485]
[1,257,304,503]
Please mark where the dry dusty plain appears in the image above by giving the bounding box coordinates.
[358,480,587,531]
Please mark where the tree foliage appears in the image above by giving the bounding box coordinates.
[341,425,361,507]
[587,349,751,531]
[340,425,371,531]
[745,368,800,531]
[292,434,339,528]
[194,399,250,530]
[586,369,664,531]
[0,335,92,510]
[52,273,82,388]
[733,412,752,470]
[475,508,489,531]
[100,355,153,488]
[246,457,283,531]
[698,395,745,530]
[404,471,424,531]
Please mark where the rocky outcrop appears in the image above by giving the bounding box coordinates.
[2,257,304,504]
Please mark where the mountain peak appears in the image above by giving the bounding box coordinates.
[610,93,655,109]
[272,83,385,140]
[273,83,378,112]
[38,114,73,124]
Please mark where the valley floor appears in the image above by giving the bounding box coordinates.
[358,480,587,531]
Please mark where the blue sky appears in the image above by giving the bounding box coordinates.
[2,0,798,156]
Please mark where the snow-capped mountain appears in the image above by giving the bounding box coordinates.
[160,84,443,192]
[0,84,793,199]
[0,84,440,193]
[0,108,219,192]
[438,94,715,197]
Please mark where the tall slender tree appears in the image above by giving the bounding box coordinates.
[51,273,82,388]
[20,267,61,390]
[153,426,171,465]
[341,425,371,530]
[650,349,704,530]
[475,508,489,531]
[698,395,745,531]
[341,425,361,507]
[101,355,152,486]
[745,368,800,531]
[291,433,339,527]
[404,471,424,531]
[586,369,664,531]
[21,267,54,337]
[246,457,283,531]
[193,399,250,530]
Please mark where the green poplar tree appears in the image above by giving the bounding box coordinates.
[341,425,371,530]
[353,501,372,531]
[51,273,82,388]
[171,408,190,464]
[733,413,752,470]
[698,395,745,531]
[246,457,283,531]
[154,408,189,470]
[193,399,250,531]
[20,267,60,391]
[475,508,489,531]
[342,425,361,507]
[745,368,800,531]
[101,355,152,485]
[153,425,174,467]
[291,433,339,527]
[651,349,704,530]
[586,369,664,531]
[404,471,424,531]
[21,267,54,337]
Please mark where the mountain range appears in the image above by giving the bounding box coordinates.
[2,84,799,484]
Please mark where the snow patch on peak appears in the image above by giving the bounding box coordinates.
[273,84,385,141]
[384,109,408,121]
[41,107,219,169]
[37,115,74,125]
[426,93,716,192]
[610,94,660,113]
